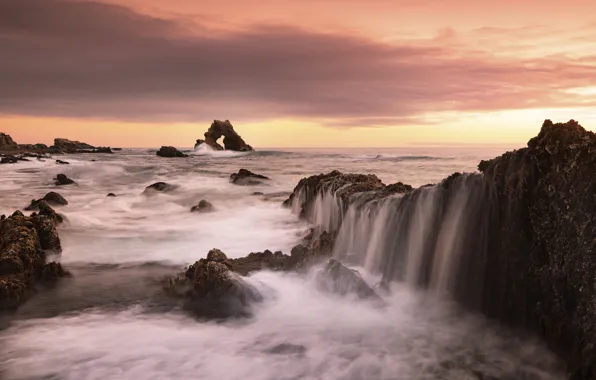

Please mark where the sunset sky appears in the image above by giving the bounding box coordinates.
[1,0,596,147]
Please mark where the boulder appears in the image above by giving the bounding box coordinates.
[156,146,188,158]
[54,174,75,186]
[0,155,22,164]
[230,169,270,186]
[143,182,177,193]
[56,159,70,165]
[107,193,117,197]
[190,200,215,213]
[0,207,68,310]
[25,192,68,211]
[194,120,254,152]
[164,249,262,318]
[315,259,384,305]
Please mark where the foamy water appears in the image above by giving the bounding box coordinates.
[0,147,563,380]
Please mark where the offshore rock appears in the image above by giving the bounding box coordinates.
[107,193,117,197]
[190,200,215,213]
[315,259,385,305]
[195,120,254,152]
[51,138,95,153]
[25,192,68,211]
[230,169,270,186]
[156,146,188,158]
[143,182,177,194]
[56,159,70,165]
[164,249,262,318]
[54,174,75,186]
[0,206,68,310]
[0,133,18,149]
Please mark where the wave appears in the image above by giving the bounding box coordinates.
[355,154,448,162]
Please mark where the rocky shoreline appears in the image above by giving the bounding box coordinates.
[1,119,594,378]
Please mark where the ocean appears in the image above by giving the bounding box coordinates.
[0,145,563,380]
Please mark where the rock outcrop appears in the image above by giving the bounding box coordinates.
[54,174,75,186]
[0,205,68,310]
[156,146,188,158]
[195,120,254,152]
[190,200,214,213]
[230,169,270,186]
[163,249,263,318]
[0,133,18,150]
[25,192,68,211]
[143,182,177,194]
[51,138,95,153]
[315,259,384,305]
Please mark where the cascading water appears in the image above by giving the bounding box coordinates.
[310,174,495,308]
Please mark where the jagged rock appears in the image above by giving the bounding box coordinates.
[107,193,117,197]
[315,259,385,305]
[156,146,188,158]
[143,182,177,194]
[51,138,95,153]
[163,249,263,318]
[56,159,70,165]
[230,169,270,186]
[229,250,292,276]
[25,192,68,211]
[0,133,18,150]
[195,120,254,152]
[0,207,67,310]
[190,200,214,213]
[54,174,75,186]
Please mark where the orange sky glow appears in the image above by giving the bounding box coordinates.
[1,0,596,147]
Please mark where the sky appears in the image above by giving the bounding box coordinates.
[1,0,596,147]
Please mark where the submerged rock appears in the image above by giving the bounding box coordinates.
[25,192,68,211]
[56,159,70,165]
[315,259,384,305]
[190,200,214,213]
[0,155,24,164]
[54,174,75,186]
[0,206,68,310]
[107,193,117,197]
[195,120,254,152]
[164,249,262,318]
[143,182,177,193]
[230,169,270,186]
[156,146,188,158]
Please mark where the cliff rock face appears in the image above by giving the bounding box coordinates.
[478,120,596,379]
[195,120,254,152]
[0,206,68,310]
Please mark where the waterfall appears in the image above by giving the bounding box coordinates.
[305,173,495,308]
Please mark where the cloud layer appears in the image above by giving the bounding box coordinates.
[1,0,596,127]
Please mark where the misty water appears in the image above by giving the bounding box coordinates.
[0,146,564,379]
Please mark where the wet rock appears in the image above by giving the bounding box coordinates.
[56,159,70,165]
[25,192,68,211]
[0,207,67,310]
[51,138,95,153]
[230,169,270,186]
[195,120,254,152]
[0,155,22,164]
[156,146,188,158]
[315,259,385,304]
[164,249,262,318]
[107,193,117,197]
[143,182,177,193]
[190,200,214,213]
[54,174,75,186]
[40,262,71,282]
[229,250,292,276]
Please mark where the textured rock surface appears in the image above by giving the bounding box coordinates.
[156,146,188,158]
[229,169,270,186]
[163,249,262,318]
[0,133,18,149]
[315,259,384,304]
[195,120,254,152]
[25,192,68,211]
[0,205,68,311]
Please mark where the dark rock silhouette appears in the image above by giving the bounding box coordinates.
[156,146,188,158]
[0,205,68,310]
[54,174,75,186]
[93,147,113,154]
[230,169,270,186]
[195,120,254,152]
[56,159,70,165]
[107,193,117,197]
[0,133,18,149]
[143,182,177,194]
[163,249,263,318]
[25,192,68,211]
[51,138,95,153]
[190,200,214,213]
